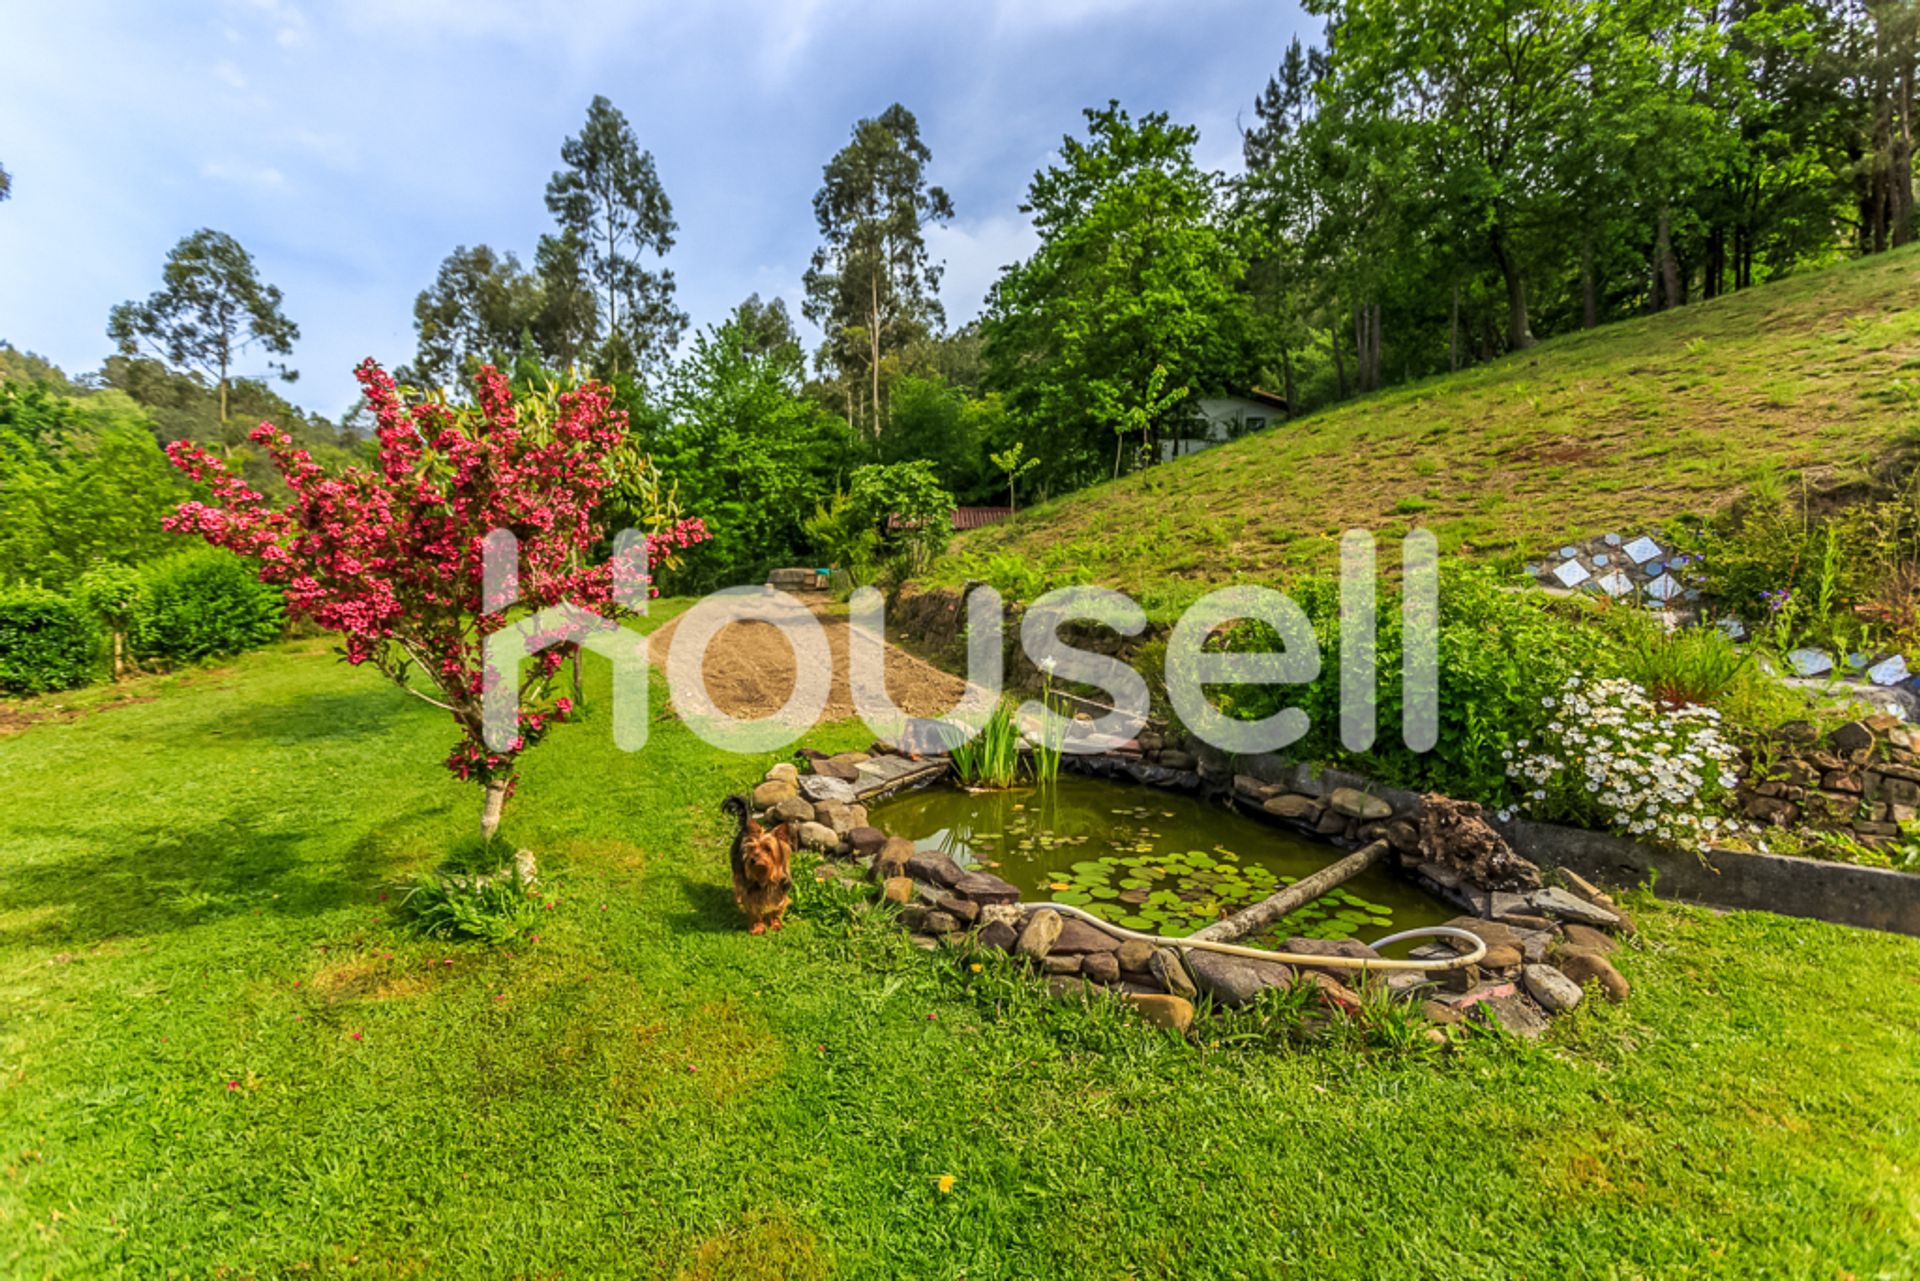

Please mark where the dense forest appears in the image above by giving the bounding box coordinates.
[1,0,1914,616]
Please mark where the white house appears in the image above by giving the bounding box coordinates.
[1160,390,1289,461]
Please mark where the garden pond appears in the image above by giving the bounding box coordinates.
[874,776,1453,945]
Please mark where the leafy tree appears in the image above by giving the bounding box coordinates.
[0,162,11,203]
[848,459,954,578]
[982,104,1248,491]
[988,441,1039,512]
[0,381,185,583]
[106,229,299,425]
[408,245,545,388]
[161,360,707,837]
[645,316,856,592]
[878,373,1001,501]
[804,104,954,439]
[732,293,804,362]
[545,96,686,379]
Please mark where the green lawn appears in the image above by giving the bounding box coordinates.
[3,639,1919,1277]
[927,246,1920,615]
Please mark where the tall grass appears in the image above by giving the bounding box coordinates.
[948,699,1024,788]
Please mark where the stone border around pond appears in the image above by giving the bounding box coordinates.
[747,741,1637,1041]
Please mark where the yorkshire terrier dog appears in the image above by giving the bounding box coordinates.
[721,795,793,934]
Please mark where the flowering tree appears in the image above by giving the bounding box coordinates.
[163,359,707,837]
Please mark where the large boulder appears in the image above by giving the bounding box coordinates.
[799,775,858,804]
[905,851,965,889]
[1050,918,1121,954]
[951,871,1020,906]
[1554,949,1630,1003]
[769,796,815,825]
[796,822,840,851]
[1016,909,1064,959]
[1124,993,1194,1034]
[751,778,797,807]
[1328,787,1394,821]
[1185,950,1293,1007]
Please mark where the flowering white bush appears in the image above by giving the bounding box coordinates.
[1502,674,1751,850]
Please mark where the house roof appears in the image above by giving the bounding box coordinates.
[887,506,1014,533]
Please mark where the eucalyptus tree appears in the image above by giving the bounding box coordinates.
[545,95,686,380]
[106,229,298,426]
[804,103,954,439]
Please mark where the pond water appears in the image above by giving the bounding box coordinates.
[873,776,1453,945]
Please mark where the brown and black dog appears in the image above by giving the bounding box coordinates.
[721,795,793,934]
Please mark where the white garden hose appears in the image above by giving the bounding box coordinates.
[1023,902,1489,973]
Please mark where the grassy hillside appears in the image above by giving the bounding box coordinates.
[928,247,1920,613]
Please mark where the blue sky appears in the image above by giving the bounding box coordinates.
[1,0,1313,419]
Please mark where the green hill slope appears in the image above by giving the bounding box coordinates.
[927,247,1920,613]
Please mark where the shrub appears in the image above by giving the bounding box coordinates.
[132,548,284,663]
[0,587,101,694]
[1619,620,1751,709]
[1504,674,1749,850]
[1202,565,1625,806]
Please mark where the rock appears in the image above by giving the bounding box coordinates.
[814,754,865,782]
[1777,719,1819,743]
[1150,948,1197,1000]
[1282,936,1381,963]
[1384,818,1420,852]
[764,762,799,784]
[1186,950,1294,1007]
[1080,952,1121,984]
[770,796,816,825]
[1519,931,1552,964]
[932,893,979,925]
[1870,655,1911,686]
[952,871,1021,906]
[1530,886,1622,928]
[799,775,858,804]
[1041,953,1081,975]
[1159,749,1195,770]
[1386,970,1433,1002]
[1480,944,1523,971]
[1488,890,1533,921]
[1016,909,1064,959]
[1116,938,1156,973]
[898,904,930,931]
[1555,949,1630,1003]
[1468,993,1550,1039]
[796,821,841,852]
[1828,720,1875,753]
[1421,998,1462,1025]
[1438,916,1524,951]
[979,903,1022,929]
[975,919,1017,952]
[922,911,958,936]
[811,798,854,835]
[1262,793,1321,820]
[1328,787,1394,821]
[904,850,964,889]
[1314,810,1349,835]
[1787,647,1833,678]
[751,778,797,807]
[1046,976,1089,1001]
[1560,923,1617,955]
[1125,992,1195,1033]
[871,836,915,877]
[881,876,915,905]
[845,826,887,856]
[1521,964,1584,1014]
[1234,774,1279,799]
[1051,918,1122,954]
[908,934,940,952]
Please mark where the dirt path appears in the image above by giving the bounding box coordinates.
[646,598,973,725]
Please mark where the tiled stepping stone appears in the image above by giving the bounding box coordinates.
[1644,573,1681,602]
[1559,545,1578,559]
[1523,563,1541,576]
[1869,655,1910,686]
[1593,553,1610,567]
[1787,648,1833,677]
[1845,651,1872,671]
[1595,570,1634,597]
[1622,536,1663,564]
[1643,560,1665,577]
[1552,560,1591,589]
[1603,533,1622,546]
[1715,618,1746,641]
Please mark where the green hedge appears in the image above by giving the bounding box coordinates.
[0,587,101,694]
[131,549,284,663]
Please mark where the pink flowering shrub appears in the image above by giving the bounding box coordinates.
[164,360,708,834]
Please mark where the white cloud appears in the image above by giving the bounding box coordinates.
[925,213,1038,325]
[214,59,248,90]
[201,161,289,190]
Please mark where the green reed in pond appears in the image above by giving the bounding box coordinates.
[948,699,1024,788]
